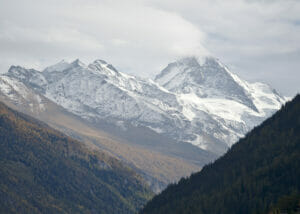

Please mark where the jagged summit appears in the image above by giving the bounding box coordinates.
[0,57,287,155]
[43,59,87,74]
[155,56,259,111]
[43,60,71,73]
[89,59,119,74]
[71,58,86,67]
[8,65,39,76]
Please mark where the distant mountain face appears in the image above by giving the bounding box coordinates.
[156,57,257,110]
[0,63,212,193]
[0,73,46,114]
[140,95,300,214]
[155,57,286,152]
[0,101,153,214]
[1,56,286,155]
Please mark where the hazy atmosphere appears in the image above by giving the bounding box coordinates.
[0,1,299,213]
[0,0,299,96]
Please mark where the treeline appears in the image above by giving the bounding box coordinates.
[141,95,300,214]
[0,102,153,214]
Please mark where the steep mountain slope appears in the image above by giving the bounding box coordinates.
[0,74,46,114]
[0,101,153,214]
[0,74,207,193]
[140,94,300,214]
[3,57,285,155]
[156,56,286,152]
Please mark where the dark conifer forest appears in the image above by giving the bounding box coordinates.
[141,95,300,214]
[0,102,153,214]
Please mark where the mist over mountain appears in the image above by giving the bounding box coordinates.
[1,1,298,213]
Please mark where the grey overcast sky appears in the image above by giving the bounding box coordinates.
[0,0,299,96]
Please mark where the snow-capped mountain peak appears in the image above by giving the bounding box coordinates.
[43,59,87,74]
[71,59,86,68]
[7,65,38,80]
[89,59,119,75]
[43,60,71,73]
[156,56,262,112]
[0,57,287,155]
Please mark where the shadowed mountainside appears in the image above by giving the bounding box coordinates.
[141,94,300,214]
[0,101,153,214]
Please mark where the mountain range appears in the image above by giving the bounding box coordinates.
[1,56,286,153]
[0,56,286,191]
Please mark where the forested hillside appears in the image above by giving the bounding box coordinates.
[141,95,300,214]
[0,102,153,214]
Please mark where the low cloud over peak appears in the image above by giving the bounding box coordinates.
[0,0,299,95]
